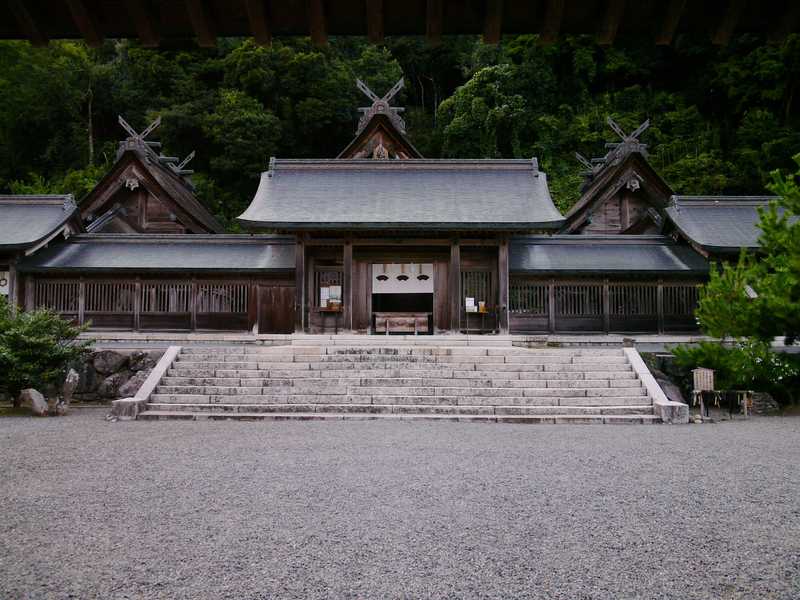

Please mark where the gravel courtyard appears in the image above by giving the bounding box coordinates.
[1,412,798,600]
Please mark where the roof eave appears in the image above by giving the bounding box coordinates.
[237,220,565,231]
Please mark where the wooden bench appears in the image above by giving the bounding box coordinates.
[373,312,431,335]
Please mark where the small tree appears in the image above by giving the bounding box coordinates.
[0,296,92,407]
[695,154,800,344]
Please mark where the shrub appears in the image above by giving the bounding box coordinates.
[0,296,92,407]
[671,340,800,404]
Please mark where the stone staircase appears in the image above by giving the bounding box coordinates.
[136,342,662,424]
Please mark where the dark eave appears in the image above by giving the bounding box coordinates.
[510,234,709,276]
[16,234,295,274]
[2,1,798,47]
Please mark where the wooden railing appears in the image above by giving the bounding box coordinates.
[30,278,254,331]
[510,277,701,334]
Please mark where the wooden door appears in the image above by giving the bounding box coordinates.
[258,285,295,333]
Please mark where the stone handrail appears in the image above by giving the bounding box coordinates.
[623,347,689,424]
[110,345,181,420]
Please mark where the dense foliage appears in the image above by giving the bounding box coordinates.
[2,34,800,224]
[0,297,92,406]
[696,156,800,343]
[671,340,800,404]
[674,154,800,404]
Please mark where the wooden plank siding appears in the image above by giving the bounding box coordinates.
[509,276,702,334]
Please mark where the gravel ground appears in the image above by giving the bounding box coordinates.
[1,411,799,600]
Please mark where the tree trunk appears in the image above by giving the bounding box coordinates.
[87,87,94,165]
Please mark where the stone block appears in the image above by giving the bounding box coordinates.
[93,350,129,375]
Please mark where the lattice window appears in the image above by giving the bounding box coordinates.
[197,283,248,314]
[461,271,491,305]
[609,284,658,316]
[555,284,603,317]
[34,280,79,313]
[85,282,135,312]
[140,282,191,313]
[663,284,700,317]
[510,280,548,315]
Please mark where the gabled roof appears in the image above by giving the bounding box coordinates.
[561,151,674,233]
[17,234,295,273]
[510,235,709,275]
[80,139,224,234]
[0,195,81,251]
[337,113,422,159]
[239,159,564,231]
[664,196,784,255]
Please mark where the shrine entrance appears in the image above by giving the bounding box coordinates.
[298,239,509,335]
[371,263,434,334]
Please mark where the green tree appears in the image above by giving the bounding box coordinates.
[0,296,92,407]
[695,155,800,344]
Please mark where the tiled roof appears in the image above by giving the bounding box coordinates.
[239,159,564,231]
[510,235,709,275]
[0,195,78,250]
[17,234,295,273]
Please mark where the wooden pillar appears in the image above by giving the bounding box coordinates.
[602,278,610,333]
[248,279,259,334]
[78,277,86,326]
[497,238,509,334]
[7,261,17,315]
[190,277,197,331]
[294,236,305,332]
[25,276,34,312]
[548,279,556,333]
[133,277,141,331]
[657,279,665,334]
[449,240,461,332]
[343,241,353,332]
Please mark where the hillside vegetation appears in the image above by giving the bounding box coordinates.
[1,34,798,227]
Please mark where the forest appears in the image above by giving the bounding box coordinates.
[1,33,799,229]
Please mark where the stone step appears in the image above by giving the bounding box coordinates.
[138,409,659,424]
[154,383,647,397]
[172,360,634,373]
[167,367,637,380]
[179,346,617,358]
[149,393,651,407]
[146,402,654,416]
[160,376,642,389]
[290,336,514,347]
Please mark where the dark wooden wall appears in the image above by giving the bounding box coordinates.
[509,276,702,334]
[25,274,295,334]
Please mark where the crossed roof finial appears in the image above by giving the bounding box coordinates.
[355,77,407,134]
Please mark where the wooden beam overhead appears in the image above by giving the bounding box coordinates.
[7,0,48,46]
[539,0,565,44]
[768,2,800,43]
[655,0,686,45]
[426,0,444,46]
[185,0,216,47]
[124,0,160,47]
[483,0,504,44]
[596,0,625,46]
[712,0,748,45]
[308,0,327,46]
[366,0,384,43]
[244,0,272,46]
[65,0,104,47]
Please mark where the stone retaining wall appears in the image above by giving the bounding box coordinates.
[74,349,164,402]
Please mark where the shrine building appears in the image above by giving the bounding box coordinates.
[0,79,775,337]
